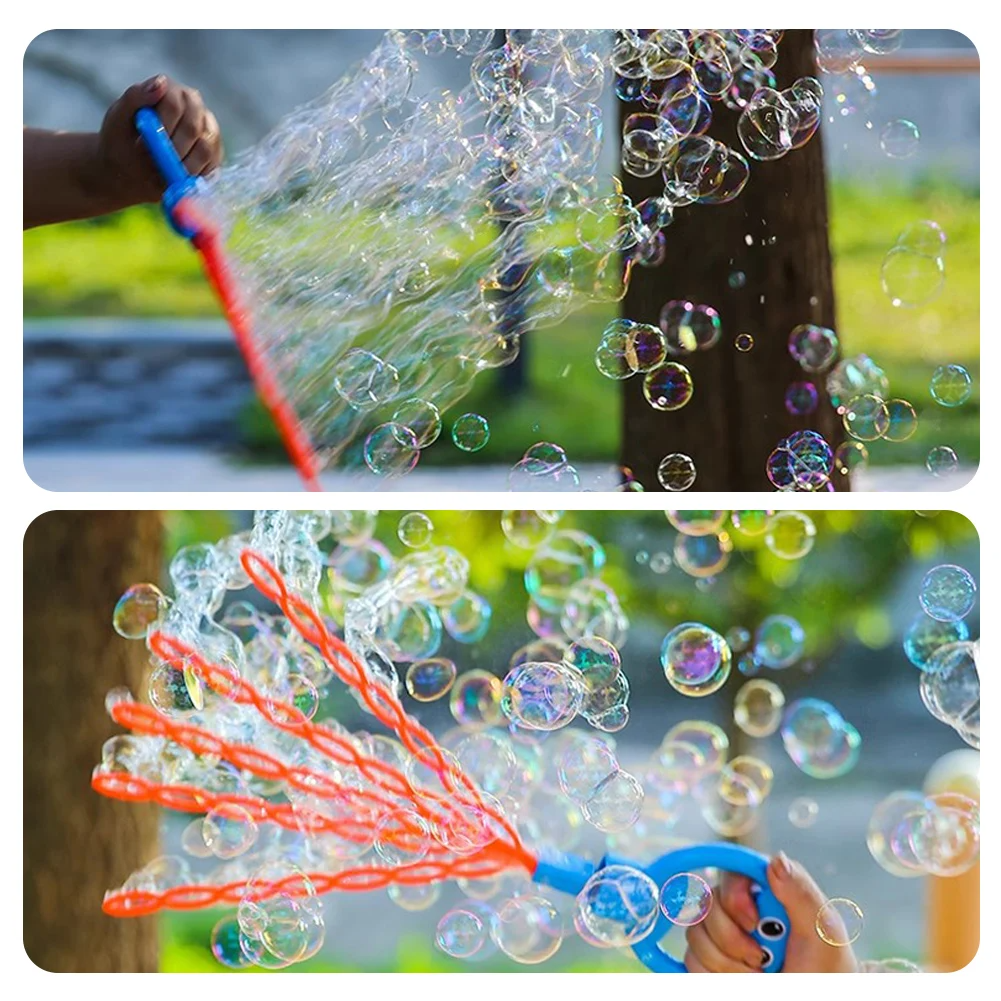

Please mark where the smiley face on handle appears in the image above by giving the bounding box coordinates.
[606,844,790,973]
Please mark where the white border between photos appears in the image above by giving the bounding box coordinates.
[6,3,990,997]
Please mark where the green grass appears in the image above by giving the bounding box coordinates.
[23,181,979,467]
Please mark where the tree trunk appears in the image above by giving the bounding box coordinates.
[24,511,162,972]
[620,30,846,491]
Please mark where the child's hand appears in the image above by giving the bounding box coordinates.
[684,852,859,973]
[98,75,223,204]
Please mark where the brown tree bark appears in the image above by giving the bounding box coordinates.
[24,511,162,972]
[620,30,846,491]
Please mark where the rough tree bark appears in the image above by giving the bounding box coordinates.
[24,511,162,972]
[620,30,846,491]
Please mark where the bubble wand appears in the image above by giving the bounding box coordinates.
[133,109,322,491]
[95,547,789,971]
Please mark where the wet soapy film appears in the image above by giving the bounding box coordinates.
[22,29,978,491]
[23,510,979,972]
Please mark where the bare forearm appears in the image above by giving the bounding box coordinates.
[23,128,144,229]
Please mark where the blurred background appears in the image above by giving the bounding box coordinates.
[23,509,979,971]
[23,30,979,490]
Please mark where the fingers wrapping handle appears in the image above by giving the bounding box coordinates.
[134,107,200,239]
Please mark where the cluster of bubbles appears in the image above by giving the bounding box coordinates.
[102,509,977,970]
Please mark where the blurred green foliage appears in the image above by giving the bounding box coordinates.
[23,182,978,469]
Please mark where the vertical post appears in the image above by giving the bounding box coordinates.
[619,30,847,491]
[924,749,980,972]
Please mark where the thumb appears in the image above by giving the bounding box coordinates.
[765,851,828,935]
[114,76,169,121]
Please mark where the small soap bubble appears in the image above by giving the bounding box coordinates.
[903,615,969,671]
[879,119,920,158]
[113,583,167,639]
[764,511,816,560]
[501,510,561,550]
[919,565,976,622]
[397,512,433,548]
[406,657,457,702]
[649,551,672,573]
[729,271,747,289]
[785,381,819,416]
[789,796,820,828]
[576,865,660,947]
[815,898,863,947]
[926,445,959,477]
[658,453,697,491]
[735,332,754,351]
[436,907,488,959]
[202,804,259,860]
[881,247,944,308]
[661,623,732,697]
[644,362,694,411]
[788,324,839,372]
[452,414,490,452]
[363,423,420,477]
[754,615,805,669]
[835,440,868,477]
[659,872,713,926]
[450,670,504,727]
[883,399,918,442]
[725,626,751,654]
[581,769,644,832]
[392,398,442,447]
[930,365,971,407]
[211,915,253,969]
[843,395,890,441]
[734,678,785,737]
[491,895,563,964]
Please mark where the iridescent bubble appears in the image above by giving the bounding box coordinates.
[502,661,583,732]
[881,247,944,308]
[826,355,889,411]
[735,332,754,351]
[785,381,818,416]
[926,445,959,477]
[581,769,644,832]
[919,565,976,622]
[788,324,839,373]
[930,365,972,407]
[921,641,980,741]
[500,510,561,550]
[113,583,167,639]
[788,797,820,828]
[754,615,805,669]
[576,865,660,947]
[392,398,442,448]
[406,657,457,702]
[659,872,713,926]
[374,809,432,866]
[730,510,772,536]
[558,734,618,802]
[697,769,760,837]
[657,453,697,491]
[835,440,868,478]
[443,590,492,642]
[452,413,490,452]
[729,271,747,289]
[564,636,622,692]
[666,510,728,536]
[903,616,970,671]
[879,119,920,159]
[628,323,669,372]
[725,626,751,653]
[449,670,504,727]
[525,530,606,612]
[673,531,732,578]
[363,422,420,477]
[491,895,563,964]
[843,395,890,441]
[734,678,785,738]
[397,512,433,548]
[436,906,488,959]
[388,881,441,912]
[595,320,637,380]
[659,301,722,353]
[202,803,258,860]
[781,699,861,780]
[644,362,694,411]
[661,622,732,697]
[211,915,253,968]
[334,349,400,410]
[815,898,863,947]
[764,511,816,560]
[724,755,774,802]
[883,399,918,442]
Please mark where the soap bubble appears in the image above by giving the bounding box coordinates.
[558,734,618,802]
[202,804,259,860]
[735,332,754,351]
[843,395,890,441]
[406,656,457,702]
[374,809,432,866]
[879,119,920,158]
[673,532,732,578]
[392,398,442,447]
[644,362,694,411]
[930,365,972,407]
[397,512,433,548]
[525,531,606,612]
[919,565,976,622]
[881,246,944,308]
[576,865,660,947]
[835,440,869,478]
[443,591,492,643]
[754,615,805,669]
[491,895,563,964]
[581,769,644,832]
[764,511,816,559]
[595,322,637,380]
[667,510,728,536]
[363,423,420,477]
[564,636,621,692]
[725,755,774,802]
[788,324,838,372]
[658,453,697,491]
[921,641,979,739]
[903,616,969,671]
[113,583,168,639]
[697,769,761,837]
[501,510,561,550]
[734,678,785,737]
[883,399,918,442]
[785,381,819,416]
[502,661,583,732]
[907,792,980,877]
[452,414,490,452]
[926,445,959,477]
[659,301,722,353]
[781,699,860,779]
[730,510,772,536]
[788,797,820,828]
[725,625,751,653]
[659,872,713,926]
[661,623,732,697]
[450,670,504,727]
[664,719,729,774]
[816,898,863,947]
[437,907,488,958]
[826,355,889,411]
[454,732,517,796]
[388,882,441,912]
[211,915,253,968]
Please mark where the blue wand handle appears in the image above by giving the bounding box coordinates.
[134,107,200,239]
[533,843,789,973]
